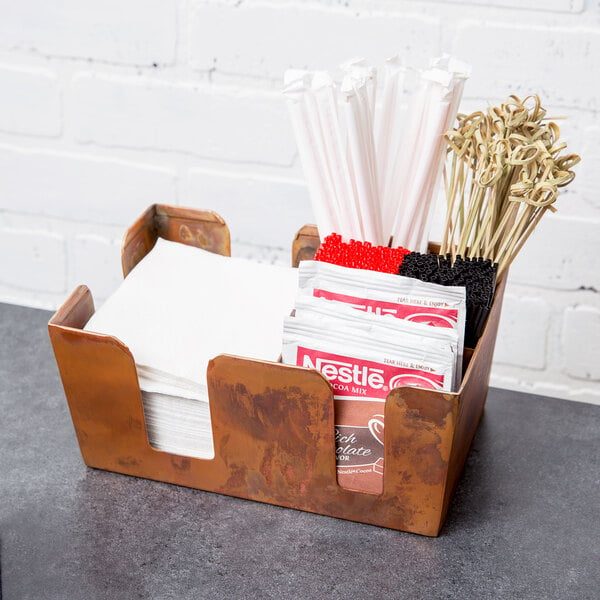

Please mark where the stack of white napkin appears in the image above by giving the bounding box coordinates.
[84,238,298,459]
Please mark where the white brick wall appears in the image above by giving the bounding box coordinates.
[494,295,551,371]
[453,22,600,109]
[508,214,600,290]
[0,145,177,224]
[0,228,66,293]
[0,64,61,136]
[67,234,122,300]
[563,306,600,381]
[187,169,312,248]
[188,3,441,79]
[71,74,295,164]
[0,0,177,65]
[0,0,598,405]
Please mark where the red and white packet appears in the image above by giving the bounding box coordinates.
[282,306,454,495]
[297,260,466,386]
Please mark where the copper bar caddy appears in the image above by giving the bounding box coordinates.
[48,204,506,537]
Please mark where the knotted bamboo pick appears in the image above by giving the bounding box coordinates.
[440,95,580,279]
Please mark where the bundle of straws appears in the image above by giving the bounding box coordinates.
[314,233,410,274]
[399,253,498,347]
[394,94,580,344]
[286,60,580,344]
[440,95,580,279]
[284,56,469,251]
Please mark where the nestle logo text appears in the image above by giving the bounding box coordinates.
[302,355,385,389]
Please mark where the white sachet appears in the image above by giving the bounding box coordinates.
[292,294,458,388]
[297,260,466,386]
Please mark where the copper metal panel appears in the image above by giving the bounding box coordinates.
[440,275,508,521]
[292,224,320,267]
[49,205,506,537]
[121,204,230,277]
[48,287,233,491]
[207,356,458,536]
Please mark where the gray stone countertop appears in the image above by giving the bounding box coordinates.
[1,301,599,600]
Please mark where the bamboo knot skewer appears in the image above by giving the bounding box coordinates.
[440,94,580,279]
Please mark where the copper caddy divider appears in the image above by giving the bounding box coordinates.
[48,204,506,537]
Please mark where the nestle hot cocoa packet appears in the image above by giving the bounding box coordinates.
[282,298,455,495]
[297,260,466,386]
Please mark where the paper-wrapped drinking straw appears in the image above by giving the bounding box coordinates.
[284,73,337,238]
[284,55,471,253]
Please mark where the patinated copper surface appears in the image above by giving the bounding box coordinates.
[49,206,505,537]
[121,204,230,276]
[292,224,320,267]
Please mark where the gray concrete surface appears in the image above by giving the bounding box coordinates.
[1,301,599,600]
